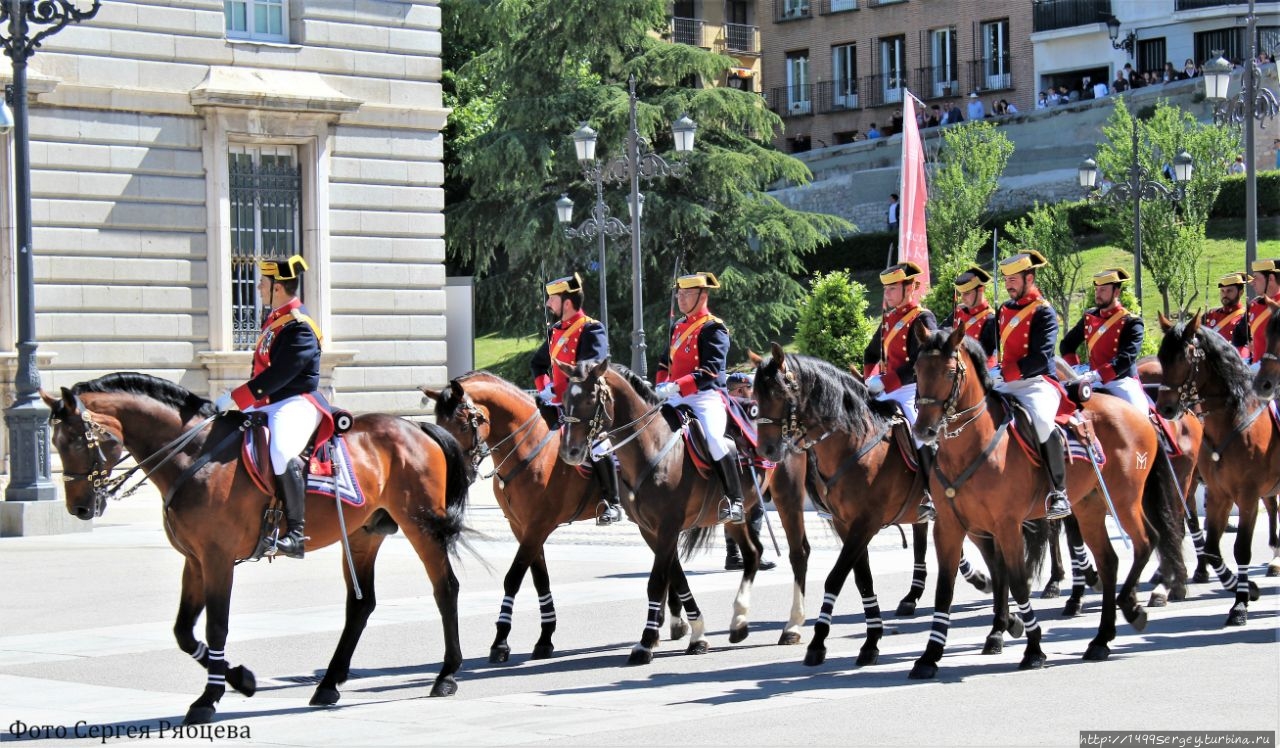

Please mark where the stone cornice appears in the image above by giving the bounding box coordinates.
[190,66,362,114]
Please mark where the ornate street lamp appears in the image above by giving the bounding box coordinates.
[1079,117,1193,303]
[2,0,101,503]
[1202,0,1280,274]
[562,75,695,375]
[1104,14,1136,59]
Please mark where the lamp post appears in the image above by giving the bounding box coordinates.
[1078,117,1193,303]
[1,0,99,502]
[1202,1,1279,274]
[563,76,695,376]
[1104,14,1136,60]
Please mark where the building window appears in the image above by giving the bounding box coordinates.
[929,27,959,98]
[832,43,858,109]
[786,51,811,114]
[1138,37,1166,77]
[230,145,301,350]
[981,18,1011,90]
[225,0,288,43]
[879,35,905,105]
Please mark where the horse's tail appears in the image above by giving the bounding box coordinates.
[1144,447,1188,592]
[679,526,719,563]
[416,421,472,554]
[1021,517,1052,580]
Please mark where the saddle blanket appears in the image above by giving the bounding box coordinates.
[1064,426,1105,466]
[243,430,367,507]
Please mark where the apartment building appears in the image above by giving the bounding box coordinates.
[667,1,763,92]
[760,0,1034,152]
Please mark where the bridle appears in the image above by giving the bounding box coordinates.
[915,347,988,440]
[756,367,826,454]
[561,374,615,451]
[1157,338,1205,416]
[449,393,544,479]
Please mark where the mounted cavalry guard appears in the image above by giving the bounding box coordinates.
[529,273,622,525]
[1207,271,1251,357]
[1061,267,1147,412]
[944,264,998,368]
[214,254,323,558]
[995,250,1071,520]
[1234,259,1280,367]
[863,261,939,523]
[655,271,745,524]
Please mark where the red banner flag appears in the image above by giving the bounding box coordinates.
[898,91,930,294]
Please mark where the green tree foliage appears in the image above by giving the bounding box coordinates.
[444,0,851,366]
[1004,202,1083,323]
[922,120,1015,317]
[1094,98,1241,316]
[794,271,877,370]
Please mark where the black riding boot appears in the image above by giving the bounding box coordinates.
[591,456,624,526]
[274,457,308,559]
[916,445,939,523]
[724,535,744,570]
[712,452,746,525]
[1040,429,1071,520]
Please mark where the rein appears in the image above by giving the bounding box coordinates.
[755,367,834,453]
[1163,336,1266,461]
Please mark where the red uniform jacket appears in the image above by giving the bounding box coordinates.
[656,309,730,396]
[530,309,608,401]
[231,298,322,410]
[998,290,1058,382]
[945,303,998,368]
[1060,305,1143,383]
[1233,294,1280,363]
[1205,302,1247,358]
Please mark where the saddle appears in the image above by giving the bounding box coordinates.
[662,392,772,479]
[238,400,353,498]
[1002,385,1103,468]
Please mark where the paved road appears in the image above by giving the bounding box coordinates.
[1,481,1277,747]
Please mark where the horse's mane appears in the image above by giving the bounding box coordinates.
[69,372,217,419]
[917,329,996,392]
[607,362,662,405]
[433,370,530,420]
[758,352,895,442]
[1267,304,1280,344]
[1158,319,1254,406]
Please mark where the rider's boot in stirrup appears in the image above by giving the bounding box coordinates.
[712,452,746,525]
[1040,429,1071,520]
[273,457,308,558]
[915,444,939,523]
[592,456,624,526]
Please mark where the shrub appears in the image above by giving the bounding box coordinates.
[794,271,878,370]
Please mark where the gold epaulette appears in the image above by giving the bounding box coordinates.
[289,309,324,345]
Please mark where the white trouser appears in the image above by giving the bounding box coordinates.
[246,394,322,474]
[994,376,1060,442]
[869,380,922,447]
[670,388,731,461]
[1094,376,1150,412]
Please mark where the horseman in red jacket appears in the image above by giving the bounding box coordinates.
[1061,267,1146,412]
[1205,272,1250,358]
[1234,259,1280,366]
[944,264,998,368]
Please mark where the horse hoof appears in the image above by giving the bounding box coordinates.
[488,645,510,664]
[627,647,654,666]
[182,706,216,726]
[685,640,708,655]
[1007,617,1024,639]
[778,631,802,646]
[982,634,1004,655]
[531,643,555,660]
[226,665,257,697]
[1191,568,1211,584]
[1083,643,1110,661]
[1169,585,1187,603]
[855,647,879,667]
[309,686,340,706]
[1248,581,1261,602]
[895,599,918,617]
[1267,563,1280,578]
[728,625,749,644]
[669,621,690,641]
[1128,607,1149,632]
[803,647,827,667]
[1225,606,1248,627]
[1062,598,1084,618]
[429,676,458,697]
[1041,582,1060,600]
[908,660,938,680]
[1148,592,1168,608]
[1018,653,1046,670]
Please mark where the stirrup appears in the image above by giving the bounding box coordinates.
[1045,492,1072,521]
[718,499,745,525]
[916,494,938,524]
[596,501,622,526]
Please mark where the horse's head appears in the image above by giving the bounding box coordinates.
[1156,311,1205,419]
[752,342,803,462]
[555,358,613,466]
[913,323,986,445]
[423,380,491,464]
[40,388,126,520]
[1255,298,1280,400]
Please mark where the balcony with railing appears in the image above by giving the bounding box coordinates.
[670,17,708,47]
[819,0,858,13]
[1032,0,1111,33]
[723,22,758,54]
[1174,0,1277,9]
[968,57,1012,92]
[860,72,905,109]
[766,84,814,117]
[773,0,812,22]
[914,65,962,100]
[814,80,861,113]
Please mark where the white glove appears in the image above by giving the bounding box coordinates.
[655,382,680,401]
[537,383,554,404]
[866,375,885,396]
[213,391,235,413]
[1083,370,1102,385]
[987,366,1004,385]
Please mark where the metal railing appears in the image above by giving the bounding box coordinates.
[819,0,858,13]
[766,84,814,116]
[914,65,962,100]
[1032,0,1112,33]
[859,72,906,108]
[968,57,1013,92]
[723,22,758,53]
[1175,0,1246,10]
[773,0,812,22]
[815,79,861,113]
[670,17,707,47]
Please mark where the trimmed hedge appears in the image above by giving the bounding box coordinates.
[1211,170,1280,217]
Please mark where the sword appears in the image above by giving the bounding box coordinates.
[747,463,782,557]
[1078,433,1132,549]
[331,446,363,600]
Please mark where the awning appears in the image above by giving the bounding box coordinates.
[729,67,754,79]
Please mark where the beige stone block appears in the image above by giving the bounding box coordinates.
[330,235,437,262]
[330,261,436,288]
[386,79,441,109]
[329,182,434,212]
[136,59,212,93]
[131,5,201,35]
[110,28,178,61]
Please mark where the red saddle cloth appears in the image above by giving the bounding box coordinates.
[239,404,346,500]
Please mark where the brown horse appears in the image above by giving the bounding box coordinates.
[555,359,768,664]
[1155,314,1273,624]
[42,373,469,724]
[911,326,1183,677]
[423,371,693,663]
[752,345,1019,669]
